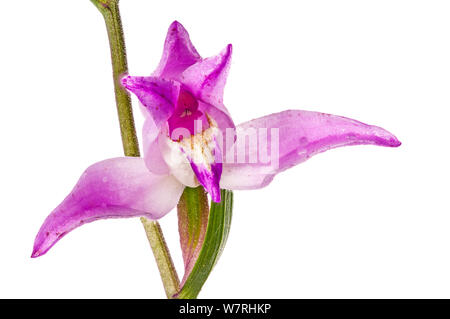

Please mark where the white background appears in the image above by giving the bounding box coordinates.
[0,0,449,298]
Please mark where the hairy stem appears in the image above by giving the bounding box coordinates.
[90,0,180,298]
[141,218,180,298]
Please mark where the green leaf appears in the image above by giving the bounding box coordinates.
[177,187,210,285]
[175,189,233,299]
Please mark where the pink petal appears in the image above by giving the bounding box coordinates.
[181,44,234,131]
[221,110,401,190]
[199,100,235,135]
[181,44,232,105]
[31,157,184,258]
[178,127,223,202]
[142,118,170,175]
[153,21,202,80]
[189,160,222,203]
[121,75,180,127]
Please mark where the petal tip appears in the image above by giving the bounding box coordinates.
[390,138,401,147]
[211,188,222,203]
[30,245,46,258]
[222,44,233,59]
[374,127,402,148]
[31,229,54,258]
[169,20,184,31]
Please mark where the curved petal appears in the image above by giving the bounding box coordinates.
[159,128,200,188]
[32,157,184,258]
[182,129,223,203]
[181,44,233,126]
[189,159,222,203]
[199,101,235,135]
[122,75,180,127]
[153,21,202,80]
[220,110,401,190]
[142,118,170,175]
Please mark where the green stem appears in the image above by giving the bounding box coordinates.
[90,0,180,298]
[90,0,138,156]
[140,218,180,298]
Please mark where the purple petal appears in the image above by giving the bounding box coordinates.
[181,44,232,105]
[199,100,235,136]
[121,75,180,127]
[189,160,222,203]
[221,110,401,190]
[181,44,234,131]
[32,157,184,258]
[179,128,223,202]
[153,21,202,80]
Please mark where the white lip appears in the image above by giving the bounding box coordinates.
[159,128,199,188]
[159,117,221,188]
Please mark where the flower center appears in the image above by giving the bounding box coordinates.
[167,90,210,141]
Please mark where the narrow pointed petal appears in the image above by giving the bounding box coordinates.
[179,127,223,202]
[122,75,180,127]
[153,21,202,80]
[221,110,401,190]
[32,157,184,258]
[181,44,233,124]
[189,158,222,203]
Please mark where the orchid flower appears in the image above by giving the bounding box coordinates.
[32,21,400,259]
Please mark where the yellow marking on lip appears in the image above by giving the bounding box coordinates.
[178,115,219,172]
